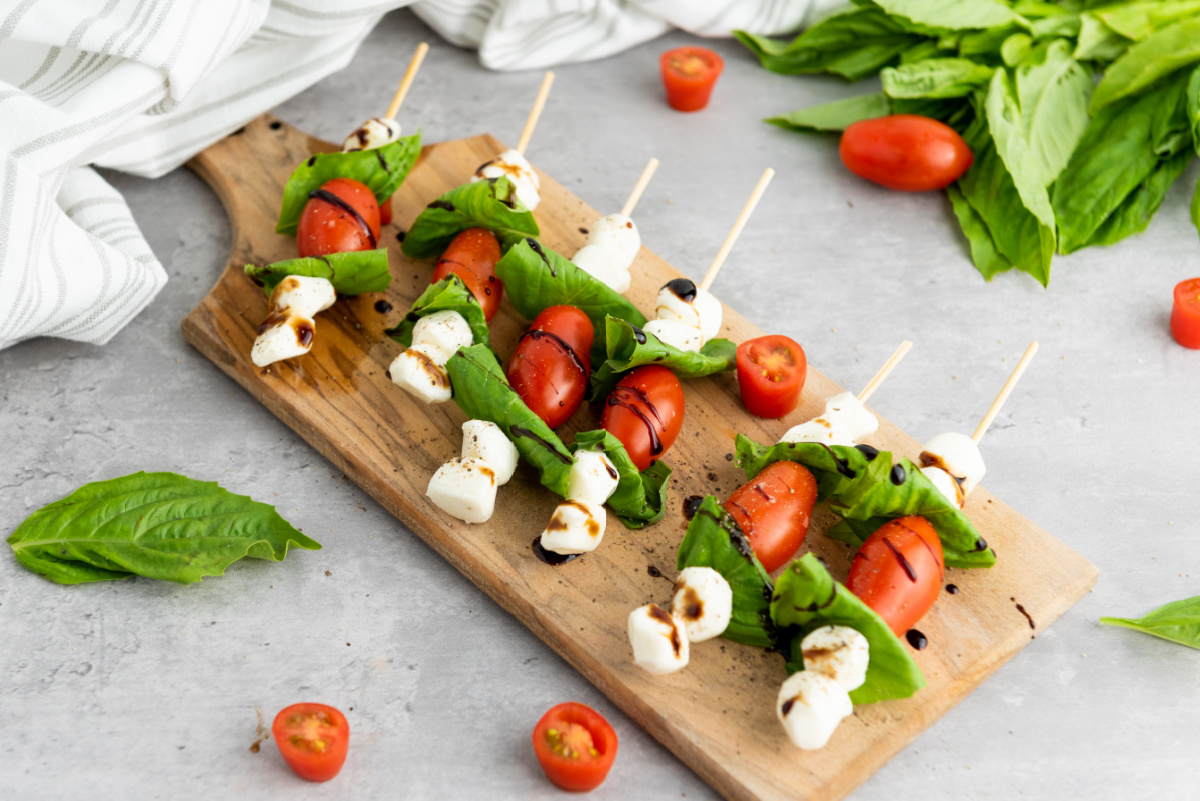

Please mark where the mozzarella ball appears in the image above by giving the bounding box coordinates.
[921,465,964,509]
[628,604,689,676]
[567,450,619,505]
[921,431,986,497]
[390,344,452,404]
[251,314,316,368]
[342,117,401,152]
[778,418,857,448]
[540,500,606,555]
[269,275,336,318]
[778,391,878,447]
[472,148,540,209]
[655,280,723,343]
[643,319,703,353]
[572,245,632,293]
[670,567,733,643]
[426,457,498,524]
[800,625,870,692]
[776,671,853,750]
[584,214,640,268]
[412,310,473,365]
[461,420,518,485]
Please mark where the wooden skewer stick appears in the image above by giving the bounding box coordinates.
[516,71,555,155]
[699,167,775,292]
[858,340,913,404]
[972,341,1039,444]
[385,42,429,121]
[620,158,659,218]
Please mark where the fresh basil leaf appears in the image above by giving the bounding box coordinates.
[494,238,647,366]
[1005,40,1094,186]
[882,58,995,98]
[1090,17,1200,112]
[244,249,391,296]
[1096,0,1200,43]
[947,184,1015,279]
[570,430,670,529]
[1192,177,1200,241]
[1078,149,1193,250]
[676,495,776,650]
[1074,13,1131,62]
[767,93,892,133]
[1001,33,1033,67]
[771,553,927,704]
[983,71,1057,225]
[401,177,540,260]
[587,317,737,402]
[898,39,946,65]
[275,134,421,235]
[1189,65,1200,155]
[7,472,321,585]
[384,275,490,349]
[955,25,1025,59]
[1101,595,1200,650]
[873,0,1029,32]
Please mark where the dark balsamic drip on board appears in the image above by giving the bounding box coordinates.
[855,443,880,461]
[890,464,906,485]
[607,386,663,455]
[945,583,959,595]
[510,425,573,464]
[308,189,377,248]
[665,277,698,303]
[906,629,928,650]
[648,565,673,583]
[396,230,406,243]
[520,329,587,376]
[881,537,918,582]
[526,238,555,275]
[374,300,393,314]
[532,537,581,566]
[1012,598,1036,630]
[682,495,704,520]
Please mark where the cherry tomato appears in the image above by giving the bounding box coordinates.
[532,702,618,792]
[432,228,503,321]
[736,335,807,419]
[839,115,974,192]
[724,461,818,573]
[601,365,685,472]
[296,177,380,257]
[508,305,594,429]
[379,194,393,227]
[1170,277,1200,349]
[847,515,944,637]
[272,703,349,783]
[660,46,724,112]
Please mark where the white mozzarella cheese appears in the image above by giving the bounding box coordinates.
[389,344,452,404]
[539,500,606,555]
[628,604,689,675]
[342,117,401,152]
[566,450,620,505]
[572,245,632,293]
[251,314,316,367]
[472,148,541,209]
[778,418,857,447]
[776,671,853,750]
[461,420,519,485]
[920,465,964,509]
[643,319,703,353]
[800,625,870,692]
[655,280,723,343]
[269,275,336,318]
[670,566,733,643]
[920,431,986,497]
[412,310,473,364]
[779,391,878,447]
[584,214,640,267]
[426,457,498,524]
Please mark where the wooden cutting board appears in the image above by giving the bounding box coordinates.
[182,114,1098,801]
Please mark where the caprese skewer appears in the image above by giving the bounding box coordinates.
[572,157,658,293]
[469,71,554,211]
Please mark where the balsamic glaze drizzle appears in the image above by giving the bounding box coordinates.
[510,425,573,464]
[308,189,377,248]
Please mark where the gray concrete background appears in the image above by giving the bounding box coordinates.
[3,9,1198,800]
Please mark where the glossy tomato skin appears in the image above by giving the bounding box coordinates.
[379,194,393,227]
[848,515,944,637]
[660,47,724,112]
[272,703,350,783]
[532,702,618,792]
[840,115,974,192]
[601,365,685,472]
[724,461,818,573]
[432,228,503,321]
[1170,277,1200,349]
[296,177,381,257]
[736,335,807,419]
[508,305,595,428]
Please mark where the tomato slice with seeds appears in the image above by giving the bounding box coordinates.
[272,703,349,782]
[736,335,807,418]
[532,702,618,792]
[660,46,724,112]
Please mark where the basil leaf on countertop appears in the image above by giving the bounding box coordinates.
[571,430,671,529]
[384,275,489,349]
[771,553,927,704]
[401,177,540,260]
[275,133,421,235]
[244,249,391,296]
[494,238,648,366]
[677,495,777,650]
[587,316,737,402]
[1101,596,1200,650]
[767,93,892,133]
[7,472,321,585]
[947,183,1014,280]
[1089,16,1200,113]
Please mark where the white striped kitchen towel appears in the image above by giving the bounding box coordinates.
[0,0,828,351]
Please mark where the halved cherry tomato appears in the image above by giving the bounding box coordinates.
[840,115,974,192]
[296,177,380,257]
[272,703,349,783]
[724,460,818,573]
[508,305,594,428]
[1170,277,1200,349]
[432,228,503,321]
[532,702,618,792]
[736,335,807,419]
[660,46,724,112]
[601,365,685,472]
[847,515,944,637]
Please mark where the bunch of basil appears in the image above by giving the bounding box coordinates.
[739,0,1200,286]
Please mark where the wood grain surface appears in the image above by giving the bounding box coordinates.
[182,115,1099,801]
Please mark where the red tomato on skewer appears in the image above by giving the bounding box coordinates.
[601,365,685,472]
[847,515,944,637]
[508,305,594,428]
[724,460,819,573]
[296,177,380,257]
[432,228,503,321]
